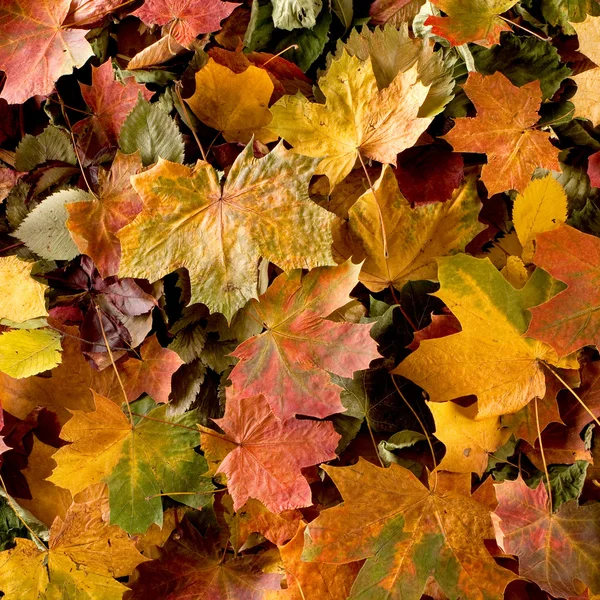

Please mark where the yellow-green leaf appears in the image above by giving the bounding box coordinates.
[0,328,62,379]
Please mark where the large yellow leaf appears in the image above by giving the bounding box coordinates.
[185,58,277,144]
[0,329,62,379]
[269,51,432,188]
[572,67,600,126]
[429,401,510,476]
[0,256,47,323]
[335,166,483,292]
[572,14,600,65]
[394,254,578,419]
[117,142,335,321]
[0,487,147,600]
[513,175,567,264]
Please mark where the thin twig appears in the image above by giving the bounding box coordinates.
[535,396,553,514]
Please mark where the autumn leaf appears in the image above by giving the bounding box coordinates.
[429,401,511,476]
[184,58,277,144]
[0,0,93,103]
[303,459,516,600]
[269,50,433,188]
[0,328,62,379]
[72,61,152,157]
[494,476,600,597]
[394,254,578,419]
[127,515,283,599]
[444,72,559,195]
[0,485,148,599]
[572,14,600,65]
[335,166,483,292]
[513,174,567,264]
[200,394,339,512]
[48,393,214,534]
[0,256,47,323]
[66,151,143,278]
[527,224,600,357]
[132,0,239,48]
[425,0,519,47]
[228,261,380,420]
[117,142,335,321]
[273,522,362,600]
[571,66,600,126]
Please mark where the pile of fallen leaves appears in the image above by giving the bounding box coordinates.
[2,0,600,598]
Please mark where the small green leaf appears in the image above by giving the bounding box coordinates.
[272,0,323,30]
[15,125,77,172]
[0,328,62,378]
[119,97,185,166]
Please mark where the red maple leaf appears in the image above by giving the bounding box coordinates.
[200,394,340,513]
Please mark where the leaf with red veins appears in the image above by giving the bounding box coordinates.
[66,0,127,27]
[494,476,600,597]
[527,224,600,356]
[120,334,183,404]
[133,0,239,48]
[200,394,340,513]
[0,0,93,104]
[72,61,152,155]
[67,151,144,278]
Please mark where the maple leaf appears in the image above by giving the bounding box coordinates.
[228,261,380,420]
[0,485,148,599]
[0,256,47,323]
[334,166,483,292]
[117,142,335,321]
[303,459,516,600]
[394,254,578,419]
[513,174,567,264]
[425,0,518,47]
[127,515,283,599]
[527,225,600,357]
[443,72,559,195]
[200,394,340,513]
[429,401,510,476]
[0,0,93,103]
[494,476,600,597]
[269,50,433,188]
[66,151,143,278]
[72,61,152,158]
[274,522,362,600]
[184,58,277,144]
[132,0,239,48]
[120,334,183,404]
[48,392,214,534]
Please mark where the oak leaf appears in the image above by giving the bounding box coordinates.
[48,392,214,534]
[117,142,335,321]
[66,151,143,278]
[335,166,483,292]
[229,261,380,420]
[269,50,433,188]
[527,224,600,356]
[303,459,516,600]
[200,394,340,513]
[394,254,578,419]
[425,0,518,47]
[185,58,277,144]
[0,0,93,103]
[444,72,559,195]
[132,0,239,48]
[0,485,148,600]
[494,476,600,597]
[0,257,47,323]
[429,401,510,476]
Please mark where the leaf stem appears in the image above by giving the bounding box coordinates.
[174,83,207,162]
[534,396,553,514]
[497,15,550,41]
[145,488,226,500]
[262,44,299,66]
[130,411,199,432]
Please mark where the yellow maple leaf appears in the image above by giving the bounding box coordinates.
[513,175,567,264]
[0,486,147,600]
[334,166,483,291]
[429,401,511,476]
[185,58,277,144]
[269,50,432,188]
[0,256,47,323]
